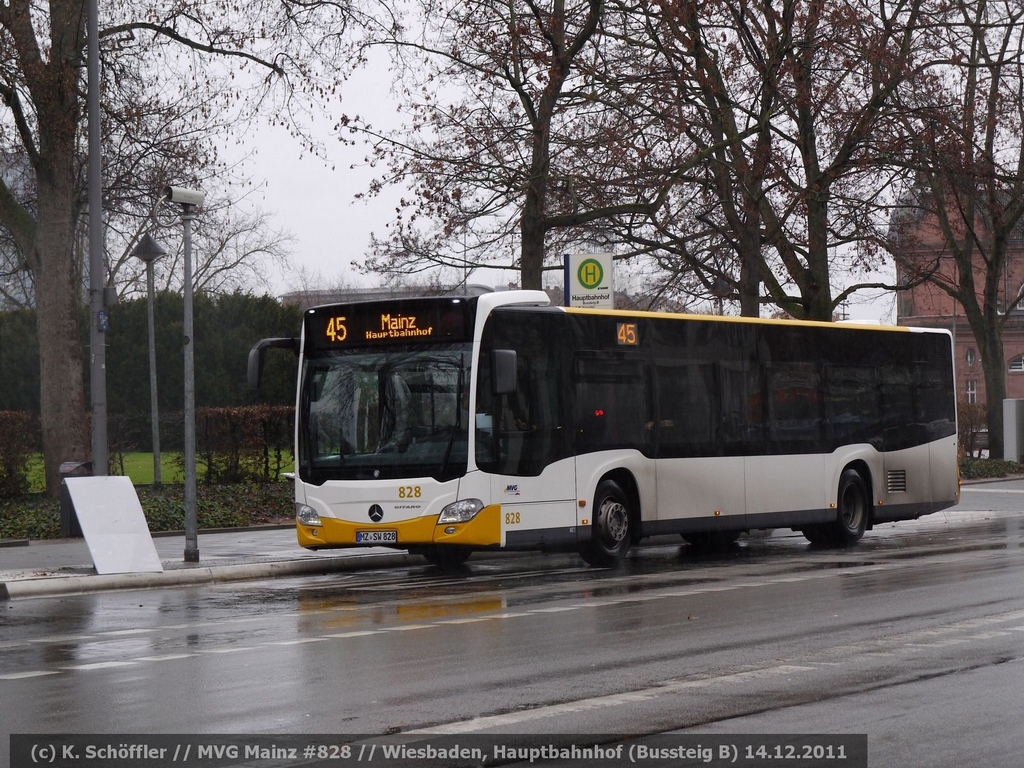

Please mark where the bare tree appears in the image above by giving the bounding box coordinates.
[110,187,294,301]
[0,0,376,494]
[893,0,1024,458]
[362,0,705,290]
[362,0,925,321]
[613,0,928,320]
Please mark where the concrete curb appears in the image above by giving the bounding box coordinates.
[960,474,1024,485]
[0,551,418,600]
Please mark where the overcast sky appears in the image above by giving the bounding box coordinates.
[228,62,897,324]
[224,60,402,298]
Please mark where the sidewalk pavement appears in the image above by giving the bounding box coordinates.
[0,526,421,601]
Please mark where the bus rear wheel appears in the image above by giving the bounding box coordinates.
[834,468,869,545]
[802,469,869,547]
[580,480,632,567]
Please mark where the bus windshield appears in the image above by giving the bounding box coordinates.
[299,344,472,483]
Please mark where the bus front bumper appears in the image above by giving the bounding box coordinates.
[297,504,502,550]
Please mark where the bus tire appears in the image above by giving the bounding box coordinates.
[833,468,869,546]
[799,525,833,546]
[580,480,632,567]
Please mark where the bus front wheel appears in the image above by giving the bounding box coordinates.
[580,480,632,567]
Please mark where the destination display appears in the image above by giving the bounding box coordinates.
[305,299,475,349]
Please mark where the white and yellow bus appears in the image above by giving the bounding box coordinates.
[249,289,959,567]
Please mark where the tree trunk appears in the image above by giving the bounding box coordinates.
[978,328,1005,460]
[520,189,546,290]
[31,178,91,496]
[737,228,761,317]
[1,0,92,496]
[520,96,553,291]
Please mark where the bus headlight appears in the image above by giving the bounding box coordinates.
[295,504,322,527]
[438,499,484,524]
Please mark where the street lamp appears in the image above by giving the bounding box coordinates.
[711,276,734,316]
[131,234,167,487]
[87,0,106,477]
[165,185,204,563]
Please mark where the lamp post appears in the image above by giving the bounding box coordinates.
[165,186,204,562]
[131,234,167,486]
[87,0,107,477]
[711,276,733,316]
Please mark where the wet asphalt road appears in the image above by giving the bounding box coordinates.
[1,481,1023,767]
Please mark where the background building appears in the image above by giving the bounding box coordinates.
[894,204,1024,409]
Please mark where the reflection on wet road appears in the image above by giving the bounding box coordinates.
[1,490,1022,768]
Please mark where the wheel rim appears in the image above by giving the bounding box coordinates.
[599,499,629,544]
[840,483,865,531]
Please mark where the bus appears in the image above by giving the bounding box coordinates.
[248,289,959,568]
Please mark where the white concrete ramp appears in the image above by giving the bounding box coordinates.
[63,477,163,574]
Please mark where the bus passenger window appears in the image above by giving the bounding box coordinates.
[574,356,651,454]
[656,360,716,457]
[766,362,823,452]
[824,366,880,448]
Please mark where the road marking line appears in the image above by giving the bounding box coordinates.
[265,638,329,645]
[134,654,196,661]
[30,635,97,644]
[98,629,154,636]
[410,665,816,734]
[435,617,501,625]
[527,606,583,613]
[0,670,61,680]
[61,661,138,670]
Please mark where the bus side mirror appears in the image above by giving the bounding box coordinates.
[492,349,518,395]
[247,337,298,390]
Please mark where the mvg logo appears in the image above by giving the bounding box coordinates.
[503,484,521,496]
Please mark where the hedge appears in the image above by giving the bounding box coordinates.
[0,482,293,541]
[0,411,35,497]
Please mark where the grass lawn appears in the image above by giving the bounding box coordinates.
[110,453,186,484]
[25,452,294,491]
[26,452,184,490]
